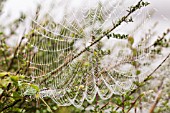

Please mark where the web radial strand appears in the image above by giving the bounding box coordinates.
[20,0,170,107]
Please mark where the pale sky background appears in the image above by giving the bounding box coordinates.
[1,0,170,22]
[0,0,170,47]
[149,0,170,19]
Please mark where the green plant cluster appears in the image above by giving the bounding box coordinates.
[0,0,170,113]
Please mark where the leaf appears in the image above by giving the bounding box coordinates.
[133,81,140,86]
[128,36,134,45]
[94,51,98,56]
[13,92,22,99]
[0,72,9,78]
[10,75,19,82]
[144,76,154,82]
[19,75,25,79]
[52,106,57,110]
[0,88,4,95]
[132,48,137,56]
[35,93,40,98]
[84,62,90,67]
[0,78,11,88]
[30,84,40,92]
[136,70,141,75]
[23,86,37,96]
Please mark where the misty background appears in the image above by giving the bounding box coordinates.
[1,0,170,21]
[0,0,169,47]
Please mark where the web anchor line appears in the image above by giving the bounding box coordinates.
[21,0,160,107]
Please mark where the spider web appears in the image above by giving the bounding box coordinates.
[19,0,170,107]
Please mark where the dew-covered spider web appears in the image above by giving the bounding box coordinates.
[19,0,170,107]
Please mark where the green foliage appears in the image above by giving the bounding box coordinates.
[106,33,128,39]
[0,73,25,112]
[0,0,170,113]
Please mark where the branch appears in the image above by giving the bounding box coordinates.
[40,0,149,84]
[149,78,164,113]
[127,94,144,113]
[0,40,8,67]
[130,52,170,95]
[7,33,25,71]
[0,99,22,112]
[100,101,110,110]
[115,52,170,111]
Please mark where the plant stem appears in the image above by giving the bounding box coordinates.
[127,94,143,113]
[0,40,8,67]
[40,0,148,84]
[7,36,24,71]
[149,78,164,113]
[0,99,22,112]
[115,52,170,111]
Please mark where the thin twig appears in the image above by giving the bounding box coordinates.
[24,53,35,75]
[149,78,164,113]
[127,94,143,113]
[0,40,8,67]
[122,95,125,113]
[115,52,170,111]
[100,101,110,110]
[40,0,148,84]
[0,99,22,112]
[7,34,25,71]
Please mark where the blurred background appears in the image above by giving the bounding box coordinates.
[1,0,170,21]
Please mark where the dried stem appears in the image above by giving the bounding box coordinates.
[149,78,164,113]
[0,99,22,112]
[127,94,143,113]
[122,95,125,113]
[0,40,8,67]
[7,35,24,71]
